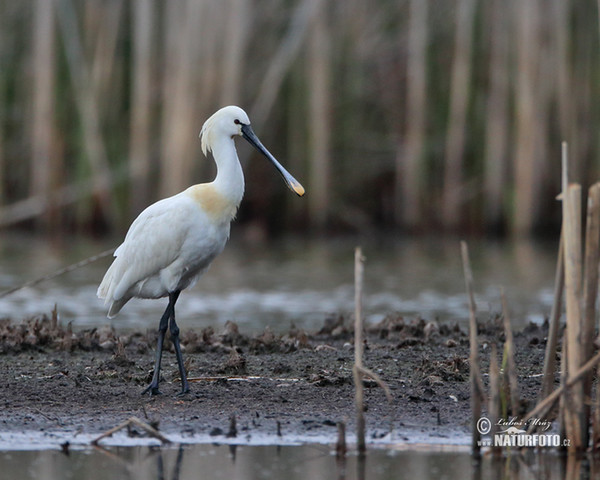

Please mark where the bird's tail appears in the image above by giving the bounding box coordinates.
[106,297,129,319]
[97,263,115,301]
[97,261,129,318]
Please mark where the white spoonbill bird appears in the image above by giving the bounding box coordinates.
[97,105,304,395]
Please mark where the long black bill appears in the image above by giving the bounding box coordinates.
[241,124,305,197]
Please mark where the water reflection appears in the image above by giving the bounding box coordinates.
[0,233,558,332]
[2,443,597,480]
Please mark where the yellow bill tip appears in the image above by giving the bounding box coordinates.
[293,184,305,197]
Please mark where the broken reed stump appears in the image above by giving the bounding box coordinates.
[583,183,600,444]
[562,182,586,452]
[488,343,501,457]
[500,289,519,415]
[336,421,347,458]
[460,241,484,457]
[539,229,564,401]
[353,247,366,455]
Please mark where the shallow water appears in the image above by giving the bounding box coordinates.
[0,233,558,332]
[0,443,575,480]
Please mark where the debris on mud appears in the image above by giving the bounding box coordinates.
[0,312,549,444]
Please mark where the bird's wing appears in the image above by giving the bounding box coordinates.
[104,195,198,302]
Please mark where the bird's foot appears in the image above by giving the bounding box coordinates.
[141,383,162,396]
[177,386,191,397]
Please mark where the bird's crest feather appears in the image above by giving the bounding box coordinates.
[200,116,216,156]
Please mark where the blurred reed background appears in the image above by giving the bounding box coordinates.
[0,0,598,237]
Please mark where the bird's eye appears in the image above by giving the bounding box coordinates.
[234,119,241,125]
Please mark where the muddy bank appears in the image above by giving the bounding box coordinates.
[0,312,549,446]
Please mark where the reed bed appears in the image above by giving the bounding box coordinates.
[0,0,599,234]
[464,143,600,454]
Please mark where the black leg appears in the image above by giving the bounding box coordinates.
[142,293,175,395]
[168,291,190,395]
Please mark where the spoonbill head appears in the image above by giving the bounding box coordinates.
[201,105,305,197]
[97,105,304,395]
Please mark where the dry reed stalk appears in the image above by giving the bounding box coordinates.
[583,183,600,446]
[540,229,564,400]
[89,1,123,105]
[552,0,573,153]
[31,0,57,229]
[441,0,476,230]
[483,0,509,229]
[129,0,154,215]
[397,0,428,228]
[0,166,130,228]
[513,0,541,235]
[55,0,117,226]
[159,0,205,198]
[583,184,600,348]
[219,0,248,106]
[563,181,585,452]
[307,0,331,230]
[0,105,4,205]
[566,455,584,479]
[353,247,366,454]
[0,2,4,208]
[500,289,520,415]
[460,240,484,456]
[530,8,553,206]
[489,343,501,457]
[250,0,319,129]
[595,383,600,451]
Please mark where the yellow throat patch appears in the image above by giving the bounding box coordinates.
[185,184,238,221]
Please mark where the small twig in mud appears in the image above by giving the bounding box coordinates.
[187,375,300,383]
[460,241,485,457]
[91,416,170,446]
[60,441,70,456]
[336,421,347,458]
[353,247,366,454]
[31,407,60,424]
[355,365,393,404]
[227,414,237,438]
[354,363,395,440]
[51,304,58,330]
[500,289,520,414]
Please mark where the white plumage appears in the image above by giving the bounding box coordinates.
[97,105,304,395]
[97,192,230,316]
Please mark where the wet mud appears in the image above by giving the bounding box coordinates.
[0,312,549,445]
